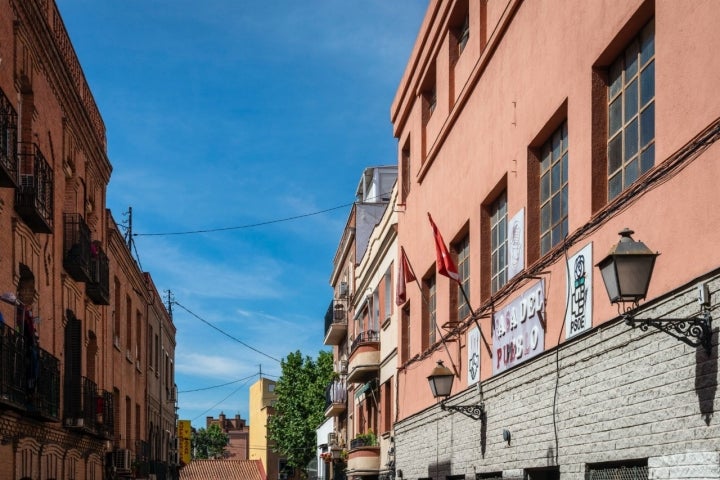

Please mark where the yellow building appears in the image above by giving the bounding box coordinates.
[249,377,295,480]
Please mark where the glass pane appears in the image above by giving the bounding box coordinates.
[608,134,622,174]
[562,121,568,151]
[540,144,551,171]
[541,234,551,255]
[541,203,550,231]
[608,173,622,200]
[551,223,564,247]
[640,102,655,147]
[641,143,655,173]
[561,185,568,220]
[624,157,639,187]
[498,217,506,241]
[625,79,638,122]
[562,152,568,184]
[562,217,568,239]
[609,60,623,99]
[551,160,561,191]
[609,97,622,136]
[551,193,561,223]
[640,60,655,107]
[541,173,550,201]
[624,118,639,161]
[552,130,561,159]
[498,245,506,270]
[641,21,655,65]
[625,40,639,80]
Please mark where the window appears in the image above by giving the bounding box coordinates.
[383,266,392,322]
[149,326,154,370]
[454,234,470,320]
[113,278,121,344]
[423,274,436,350]
[540,121,569,254]
[126,295,132,349]
[401,304,411,363]
[607,20,654,200]
[401,139,411,203]
[0,87,18,180]
[587,460,647,480]
[136,310,142,360]
[422,63,438,121]
[381,379,392,433]
[490,192,508,293]
[372,288,380,331]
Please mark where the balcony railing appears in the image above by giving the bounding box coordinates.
[0,323,60,421]
[63,375,114,438]
[325,379,347,408]
[63,213,92,282]
[350,330,379,353]
[324,299,348,346]
[0,88,18,188]
[15,142,53,233]
[86,244,110,305]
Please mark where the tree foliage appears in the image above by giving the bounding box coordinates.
[268,350,334,476]
[191,423,229,459]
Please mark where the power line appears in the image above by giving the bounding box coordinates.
[179,373,259,394]
[191,380,250,422]
[133,203,353,237]
[128,189,395,237]
[172,300,281,363]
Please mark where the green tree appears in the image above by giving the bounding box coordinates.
[191,423,229,459]
[268,350,334,477]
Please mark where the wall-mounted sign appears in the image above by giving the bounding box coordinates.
[565,243,593,339]
[492,279,545,375]
[178,419,191,466]
[468,327,480,385]
[508,209,525,280]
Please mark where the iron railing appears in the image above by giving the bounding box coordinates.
[324,300,347,335]
[0,323,60,421]
[350,330,379,353]
[63,375,114,438]
[15,142,53,233]
[325,379,347,409]
[63,213,92,282]
[86,245,110,305]
[0,87,18,188]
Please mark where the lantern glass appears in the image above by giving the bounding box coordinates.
[427,361,454,398]
[597,229,658,304]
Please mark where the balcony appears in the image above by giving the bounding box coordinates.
[86,244,110,305]
[0,88,18,188]
[324,300,347,346]
[15,143,53,233]
[347,434,380,476]
[324,379,347,418]
[347,330,379,384]
[0,323,60,421]
[63,375,114,439]
[63,213,92,282]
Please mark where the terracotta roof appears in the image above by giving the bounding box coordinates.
[180,459,266,480]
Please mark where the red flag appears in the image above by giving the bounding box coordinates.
[428,213,460,282]
[396,247,416,305]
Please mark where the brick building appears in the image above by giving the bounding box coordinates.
[205,411,249,460]
[389,0,720,479]
[0,1,177,479]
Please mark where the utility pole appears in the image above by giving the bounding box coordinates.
[165,290,174,320]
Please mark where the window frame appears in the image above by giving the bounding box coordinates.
[539,120,569,255]
[490,191,508,294]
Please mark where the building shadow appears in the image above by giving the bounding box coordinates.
[695,327,717,426]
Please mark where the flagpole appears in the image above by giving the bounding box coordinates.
[402,249,461,378]
[457,282,493,358]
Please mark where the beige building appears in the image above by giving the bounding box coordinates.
[249,377,290,480]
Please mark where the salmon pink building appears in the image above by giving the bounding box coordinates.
[390,0,720,478]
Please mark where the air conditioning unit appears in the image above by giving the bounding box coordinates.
[338,360,348,375]
[64,417,85,428]
[327,432,337,446]
[113,449,132,471]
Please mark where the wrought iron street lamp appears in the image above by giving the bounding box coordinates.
[597,229,712,353]
[427,360,484,420]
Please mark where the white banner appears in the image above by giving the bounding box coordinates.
[467,327,480,385]
[565,243,593,339]
[508,208,525,280]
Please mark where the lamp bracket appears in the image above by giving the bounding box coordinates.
[441,400,485,420]
[622,307,712,354]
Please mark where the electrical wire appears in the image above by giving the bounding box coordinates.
[172,300,281,363]
[191,380,250,422]
[179,373,260,393]
[128,190,395,237]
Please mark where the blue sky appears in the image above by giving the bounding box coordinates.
[57,1,428,428]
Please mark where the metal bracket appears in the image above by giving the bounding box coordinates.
[441,400,485,420]
[623,308,712,354]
